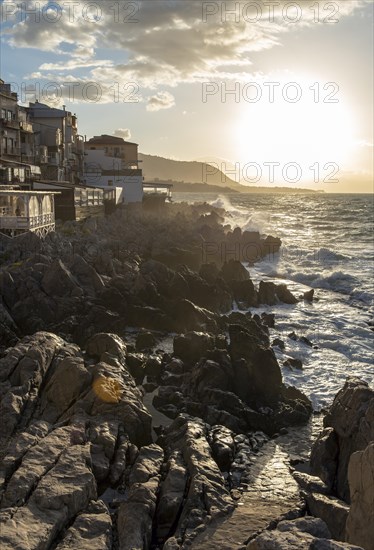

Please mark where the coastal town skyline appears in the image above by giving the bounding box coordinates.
[1,0,373,191]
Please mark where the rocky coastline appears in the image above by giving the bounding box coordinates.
[0,202,373,550]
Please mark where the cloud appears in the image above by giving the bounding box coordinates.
[146,91,175,112]
[2,0,369,96]
[114,128,132,140]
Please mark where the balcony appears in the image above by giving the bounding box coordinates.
[0,212,54,230]
[20,121,33,133]
[1,118,20,130]
[3,148,21,157]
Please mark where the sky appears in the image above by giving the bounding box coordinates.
[1,0,373,190]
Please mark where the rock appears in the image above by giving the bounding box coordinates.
[247,516,363,550]
[293,472,330,495]
[229,323,282,402]
[277,516,331,538]
[284,358,303,370]
[85,332,127,363]
[273,338,285,350]
[69,254,105,296]
[300,336,313,347]
[129,444,164,485]
[276,284,298,304]
[117,445,164,550]
[156,450,188,540]
[173,331,215,364]
[346,443,374,550]
[261,312,275,328]
[314,379,374,502]
[310,428,339,492]
[55,500,112,550]
[209,425,235,472]
[220,260,250,282]
[306,492,349,541]
[258,281,277,305]
[231,279,258,308]
[163,415,234,546]
[41,258,82,297]
[0,444,97,550]
[171,299,218,333]
[304,289,315,301]
[136,331,157,351]
[199,263,220,283]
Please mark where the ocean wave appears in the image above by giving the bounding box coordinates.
[209,195,269,233]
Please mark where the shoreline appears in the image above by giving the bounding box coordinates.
[0,201,372,550]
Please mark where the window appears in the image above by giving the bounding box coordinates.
[1,109,6,120]
[7,110,13,121]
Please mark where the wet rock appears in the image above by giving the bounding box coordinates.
[300,336,313,347]
[346,443,374,550]
[258,281,277,305]
[261,312,275,328]
[284,358,303,370]
[231,279,258,308]
[275,283,298,304]
[273,338,285,350]
[304,289,315,301]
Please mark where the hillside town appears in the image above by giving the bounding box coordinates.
[0,78,170,238]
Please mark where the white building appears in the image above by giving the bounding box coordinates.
[84,135,143,203]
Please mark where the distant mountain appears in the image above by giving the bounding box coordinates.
[139,152,323,194]
[139,153,243,191]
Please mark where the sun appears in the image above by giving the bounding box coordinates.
[233,76,357,185]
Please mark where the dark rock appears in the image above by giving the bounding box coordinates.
[284,358,303,370]
[261,312,275,328]
[136,331,157,351]
[276,284,298,304]
[173,331,215,364]
[304,289,315,301]
[258,281,277,305]
[220,260,250,282]
[273,338,285,350]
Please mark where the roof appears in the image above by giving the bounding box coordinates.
[0,190,60,195]
[87,135,138,146]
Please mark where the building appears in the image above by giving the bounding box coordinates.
[0,79,42,186]
[28,101,84,184]
[0,188,59,238]
[33,181,116,221]
[0,80,20,163]
[85,135,143,203]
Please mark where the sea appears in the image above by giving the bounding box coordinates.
[174,192,374,411]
